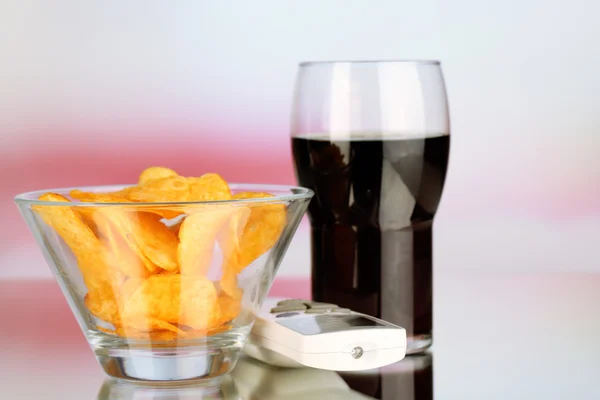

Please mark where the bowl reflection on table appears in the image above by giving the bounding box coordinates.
[15,184,312,382]
[97,376,239,400]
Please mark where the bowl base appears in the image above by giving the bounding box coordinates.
[96,345,241,382]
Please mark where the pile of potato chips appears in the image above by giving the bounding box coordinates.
[33,167,287,341]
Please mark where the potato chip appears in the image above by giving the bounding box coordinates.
[34,193,100,258]
[113,328,180,341]
[222,192,287,274]
[97,217,151,278]
[178,208,237,276]
[219,268,243,300]
[119,278,144,304]
[123,212,179,272]
[167,219,184,236]
[68,192,161,277]
[71,189,178,220]
[218,295,242,324]
[85,282,121,326]
[125,176,191,202]
[34,193,125,285]
[97,326,117,335]
[70,190,130,203]
[74,208,101,237]
[138,166,179,185]
[74,206,177,273]
[217,208,250,294]
[122,318,183,334]
[123,275,220,331]
[217,207,251,258]
[124,173,232,203]
[157,269,177,276]
[187,173,232,201]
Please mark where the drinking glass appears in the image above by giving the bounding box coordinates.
[290,60,450,354]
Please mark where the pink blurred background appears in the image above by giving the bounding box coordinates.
[2,0,600,278]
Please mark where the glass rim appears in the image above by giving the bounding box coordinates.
[14,183,314,207]
[299,59,441,67]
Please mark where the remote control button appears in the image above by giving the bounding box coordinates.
[306,302,338,310]
[305,309,327,314]
[277,299,305,306]
[270,305,307,313]
[332,308,351,313]
[275,312,300,318]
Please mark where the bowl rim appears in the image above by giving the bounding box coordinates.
[14,183,314,207]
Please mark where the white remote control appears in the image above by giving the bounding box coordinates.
[243,297,407,371]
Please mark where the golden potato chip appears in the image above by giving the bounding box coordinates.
[123,275,220,331]
[222,192,287,274]
[75,207,176,274]
[207,324,233,336]
[97,326,117,335]
[34,193,125,286]
[70,190,130,203]
[178,208,238,276]
[119,278,144,304]
[157,268,178,276]
[218,295,242,324]
[179,329,209,339]
[136,248,161,274]
[141,207,182,221]
[34,193,99,257]
[97,217,151,279]
[187,173,232,201]
[122,318,183,334]
[148,330,179,341]
[85,283,121,327]
[138,166,179,185]
[217,207,251,258]
[126,176,191,202]
[219,268,243,300]
[71,189,178,220]
[68,192,161,276]
[122,212,179,272]
[113,328,180,341]
[74,208,101,237]
[114,328,212,341]
[167,219,183,236]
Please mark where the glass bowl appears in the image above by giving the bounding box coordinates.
[14,184,312,382]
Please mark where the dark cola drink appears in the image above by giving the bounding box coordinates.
[292,134,450,352]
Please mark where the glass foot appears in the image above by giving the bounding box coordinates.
[95,346,241,382]
[406,334,432,355]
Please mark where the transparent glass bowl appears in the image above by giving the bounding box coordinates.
[15,184,312,382]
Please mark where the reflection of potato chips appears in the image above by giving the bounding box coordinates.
[123,275,220,331]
